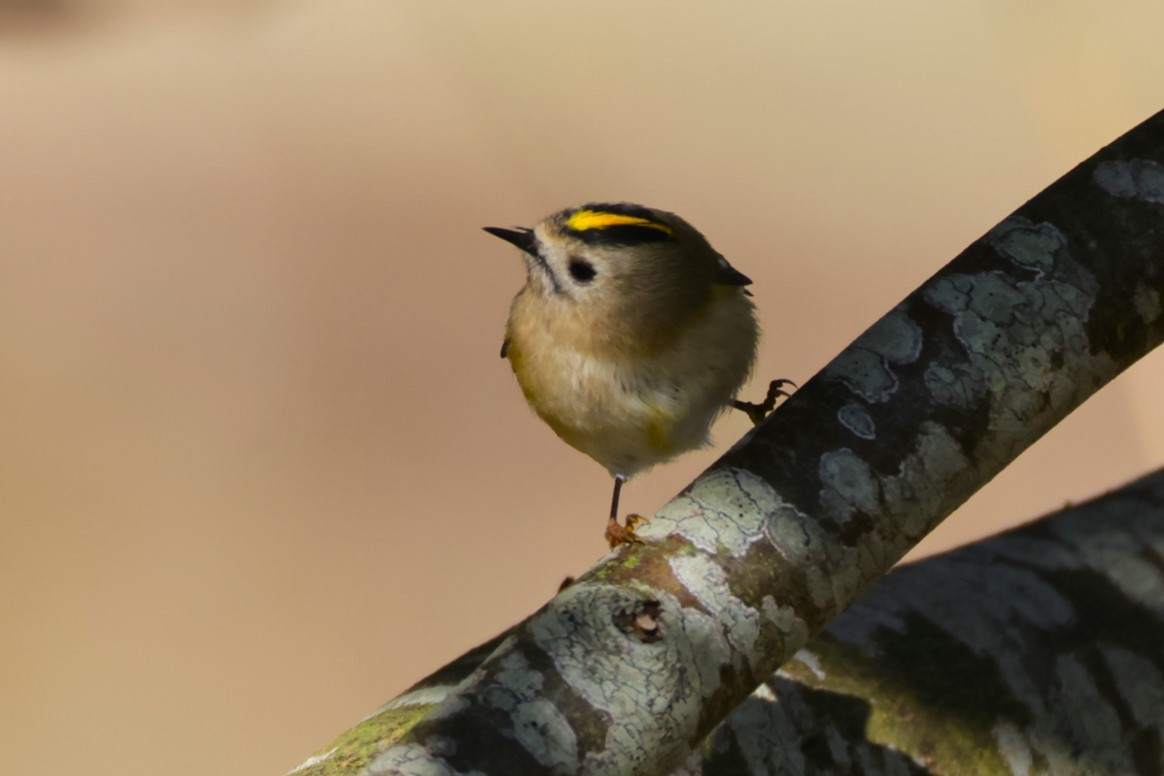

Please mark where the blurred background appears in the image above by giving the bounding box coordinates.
[1,1,1162,773]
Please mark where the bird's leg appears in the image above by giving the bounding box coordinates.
[732,378,797,426]
[604,475,644,548]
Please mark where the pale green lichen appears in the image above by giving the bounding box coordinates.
[485,650,580,772]
[290,704,431,776]
[820,309,923,403]
[837,402,876,439]
[777,632,1020,774]
[528,582,710,771]
[669,553,761,672]
[1092,158,1164,204]
[818,449,879,524]
[638,469,773,556]
[1134,285,1162,323]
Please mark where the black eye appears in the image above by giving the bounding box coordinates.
[568,258,597,283]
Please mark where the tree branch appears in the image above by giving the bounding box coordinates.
[293,108,1164,775]
[703,467,1164,774]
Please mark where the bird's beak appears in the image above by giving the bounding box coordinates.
[483,226,537,255]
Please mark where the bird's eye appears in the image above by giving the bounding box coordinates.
[568,258,597,283]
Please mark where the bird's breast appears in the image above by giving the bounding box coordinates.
[504,289,757,478]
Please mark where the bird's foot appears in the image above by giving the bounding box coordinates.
[732,378,797,426]
[605,513,646,549]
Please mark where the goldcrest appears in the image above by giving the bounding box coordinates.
[486,202,781,547]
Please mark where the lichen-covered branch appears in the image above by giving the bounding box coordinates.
[704,467,1164,775]
[300,469,1164,775]
[293,109,1164,775]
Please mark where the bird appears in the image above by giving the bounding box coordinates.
[484,202,789,548]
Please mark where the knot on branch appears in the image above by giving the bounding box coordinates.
[616,599,664,643]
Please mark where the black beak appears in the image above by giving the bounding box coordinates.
[716,265,753,287]
[483,226,537,255]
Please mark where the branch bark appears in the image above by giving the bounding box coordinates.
[304,468,1164,775]
[702,467,1164,775]
[293,108,1164,775]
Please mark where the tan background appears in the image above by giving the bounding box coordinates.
[2,2,1163,773]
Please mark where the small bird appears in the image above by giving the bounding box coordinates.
[485,203,787,548]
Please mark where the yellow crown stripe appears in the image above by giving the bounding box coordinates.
[566,210,673,236]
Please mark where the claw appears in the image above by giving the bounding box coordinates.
[605,513,646,549]
[732,378,797,426]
